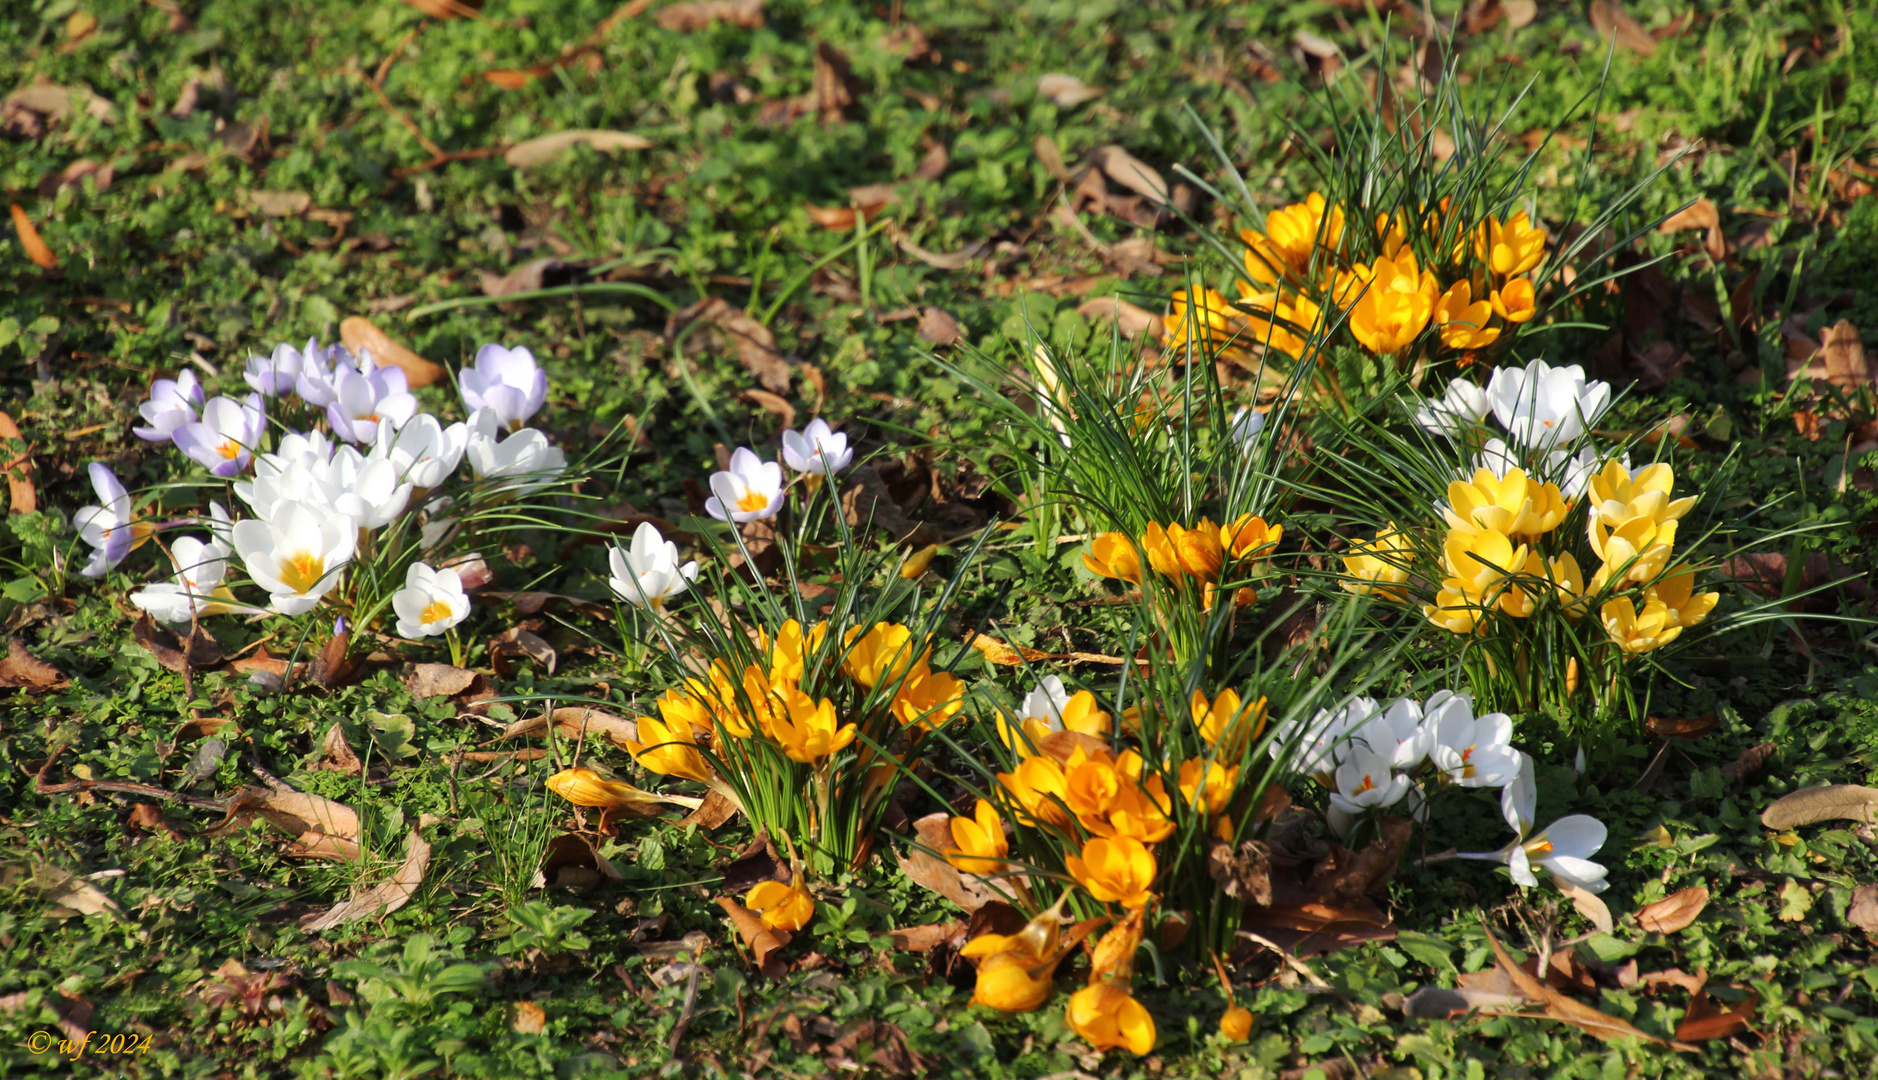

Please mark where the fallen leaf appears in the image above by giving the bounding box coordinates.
[126,802,183,840]
[668,296,792,393]
[131,614,221,673]
[881,922,962,952]
[489,626,556,676]
[1846,885,1878,936]
[1761,785,1878,830]
[1402,984,1523,1019]
[480,257,564,298]
[1640,967,1707,995]
[0,411,35,513]
[1076,296,1163,339]
[808,41,858,124]
[965,632,1052,666]
[315,723,364,775]
[22,861,124,919]
[510,1000,547,1034]
[403,663,480,699]
[1589,0,1657,56]
[503,130,652,169]
[655,0,763,31]
[1037,73,1103,108]
[916,306,962,347]
[1207,838,1273,905]
[302,829,431,931]
[10,203,57,269]
[741,388,796,428]
[912,142,947,180]
[896,812,1004,913]
[678,789,740,830]
[213,787,363,861]
[1722,742,1776,783]
[1818,320,1870,393]
[400,0,482,17]
[38,157,113,197]
[339,317,446,387]
[1238,900,1396,958]
[1293,30,1340,58]
[1033,134,1071,183]
[1675,988,1758,1041]
[486,590,612,619]
[717,896,790,977]
[1557,877,1616,934]
[1657,198,1722,260]
[1089,145,1169,205]
[1484,924,1695,1050]
[0,638,63,690]
[1646,713,1716,740]
[1306,816,1413,902]
[894,234,984,269]
[1637,886,1709,933]
[540,831,626,887]
[501,706,642,754]
[246,189,311,217]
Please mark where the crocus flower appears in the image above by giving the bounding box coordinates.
[459,343,548,430]
[243,340,309,397]
[961,908,1072,1012]
[1485,358,1611,449]
[769,686,856,762]
[1067,982,1156,1056]
[1492,277,1538,323]
[997,675,1112,751]
[1277,696,1377,780]
[1601,595,1681,654]
[326,359,417,444]
[132,370,204,442]
[1327,742,1413,829]
[128,533,238,624]
[1427,694,1520,787]
[625,711,715,784]
[1414,379,1489,437]
[546,767,667,829]
[1219,1006,1253,1042]
[293,341,349,407]
[172,395,266,477]
[1340,526,1412,602]
[373,413,469,490]
[1435,280,1501,350]
[1348,250,1437,355]
[241,444,411,530]
[1477,210,1547,277]
[73,463,151,577]
[1229,406,1265,448]
[391,561,470,639]
[1082,532,1142,583]
[1509,814,1610,892]
[606,521,699,610]
[841,622,925,690]
[745,880,815,932]
[465,416,566,495]
[1357,694,1435,772]
[1192,687,1267,756]
[704,447,784,522]
[948,798,1010,874]
[1240,191,1341,286]
[230,499,356,615]
[1065,836,1156,909]
[780,418,853,476]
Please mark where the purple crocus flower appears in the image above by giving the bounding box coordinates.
[244,339,312,397]
[72,463,143,577]
[460,344,549,430]
[326,356,417,444]
[172,394,267,477]
[132,370,205,442]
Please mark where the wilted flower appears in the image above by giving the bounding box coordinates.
[546,767,665,829]
[133,370,204,442]
[230,499,356,615]
[458,343,549,430]
[243,340,309,397]
[1414,379,1489,437]
[960,908,1072,1012]
[73,463,153,577]
[704,446,784,523]
[1485,359,1611,449]
[172,395,266,478]
[745,880,816,932]
[391,561,470,639]
[607,522,699,610]
[326,360,417,444]
[780,418,854,476]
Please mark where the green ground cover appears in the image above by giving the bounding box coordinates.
[3,0,1877,1077]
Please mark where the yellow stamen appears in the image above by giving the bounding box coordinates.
[735,488,770,513]
[217,440,242,460]
[420,600,453,624]
[278,552,325,594]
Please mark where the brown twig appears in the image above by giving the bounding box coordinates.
[372,24,426,89]
[354,63,446,160]
[1237,930,1331,988]
[667,961,703,1055]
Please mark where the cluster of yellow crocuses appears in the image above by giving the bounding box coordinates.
[944,687,1265,1054]
[1165,190,1544,361]
[1343,461,1718,654]
[1083,515,1283,608]
[623,619,966,783]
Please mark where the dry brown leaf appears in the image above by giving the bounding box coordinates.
[1036,73,1103,108]
[488,626,555,676]
[400,0,482,17]
[809,41,857,124]
[1556,877,1615,934]
[1033,134,1071,183]
[246,189,311,217]
[1761,785,1878,830]
[912,142,947,180]
[501,706,642,754]
[656,0,763,31]
[1640,967,1707,995]
[212,787,363,861]
[1819,321,1870,393]
[24,862,124,920]
[0,638,63,690]
[38,157,113,197]
[132,614,222,673]
[10,203,57,269]
[1722,742,1776,783]
[1089,145,1169,205]
[717,896,790,977]
[1076,296,1163,340]
[1675,988,1758,1042]
[740,388,796,428]
[1485,924,1695,1050]
[339,317,445,387]
[1645,713,1716,740]
[896,812,1003,913]
[916,306,962,347]
[0,411,35,513]
[510,1001,547,1034]
[882,922,962,952]
[669,296,792,393]
[503,130,652,169]
[403,663,479,699]
[1293,30,1340,59]
[316,724,364,775]
[480,257,563,298]
[1656,198,1724,261]
[1846,885,1878,936]
[1402,984,1523,1018]
[1207,838,1273,905]
[302,830,431,932]
[678,789,740,830]
[894,235,984,269]
[1637,886,1710,933]
[1589,0,1657,56]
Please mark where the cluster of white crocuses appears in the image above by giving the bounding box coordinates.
[603,419,855,612]
[78,340,566,646]
[1278,689,1609,893]
[1414,358,1615,500]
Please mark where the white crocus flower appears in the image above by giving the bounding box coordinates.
[1508,814,1610,892]
[465,424,566,495]
[172,395,266,478]
[1414,379,1489,438]
[230,500,356,615]
[329,447,413,529]
[293,341,349,407]
[1485,358,1612,449]
[1356,695,1434,772]
[459,344,549,430]
[606,522,699,610]
[133,370,205,442]
[1500,750,1537,838]
[1427,693,1521,787]
[1328,743,1413,819]
[391,561,471,638]
[244,340,311,397]
[780,419,854,476]
[704,447,785,523]
[1019,675,1073,727]
[1277,696,1380,780]
[130,534,246,624]
[73,463,150,577]
[1229,406,1266,448]
[374,413,469,490]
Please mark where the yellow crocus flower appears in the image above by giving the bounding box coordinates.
[1478,210,1547,277]
[1190,688,1268,756]
[1602,595,1681,654]
[891,666,965,732]
[1165,287,1242,350]
[1435,279,1501,350]
[1219,514,1283,560]
[745,879,815,932]
[1083,532,1143,584]
[1340,526,1412,602]
[1648,564,1719,629]
[1178,757,1239,817]
[1491,276,1537,323]
[1066,835,1158,908]
[1141,522,1187,581]
[947,798,1009,874]
[625,711,715,784]
[768,686,856,762]
[1067,982,1157,1056]
[1349,250,1437,356]
[999,755,1072,828]
[841,622,926,690]
[762,618,828,684]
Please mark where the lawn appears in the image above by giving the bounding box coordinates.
[3,1,1878,1077]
